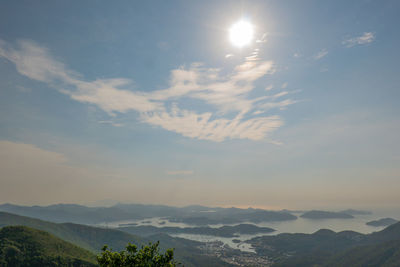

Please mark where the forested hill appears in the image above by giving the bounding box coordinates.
[0,212,234,267]
[0,226,97,266]
[0,211,144,252]
[251,222,400,266]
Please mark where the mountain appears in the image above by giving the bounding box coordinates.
[0,203,297,225]
[0,226,97,266]
[0,212,234,267]
[323,239,400,267]
[0,211,144,252]
[367,221,400,243]
[367,218,398,227]
[300,210,354,219]
[248,222,400,266]
[249,228,365,258]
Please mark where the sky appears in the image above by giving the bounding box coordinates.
[0,0,399,210]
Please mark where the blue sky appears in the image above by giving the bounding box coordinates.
[0,0,399,209]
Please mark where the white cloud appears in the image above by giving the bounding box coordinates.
[0,39,296,142]
[142,109,283,142]
[313,49,328,60]
[256,33,268,43]
[265,85,274,91]
[281,82,288,89]
[342,32,375,47]
[253,110,264,115]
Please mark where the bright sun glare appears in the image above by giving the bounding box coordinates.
[229,20,254,47]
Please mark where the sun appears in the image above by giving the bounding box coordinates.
[229,20,254,47]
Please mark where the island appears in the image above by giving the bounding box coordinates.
[366,218,398,227]
[300,210,354,219]
[119,223,275,237]
[340,209,372,215]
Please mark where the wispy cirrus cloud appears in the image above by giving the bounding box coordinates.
[313,48,328,60]
[342,32,375,47]
[0,39,296,142]
[256,33,268,43]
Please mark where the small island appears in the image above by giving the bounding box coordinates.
[300,210,354,219]
[366,218,398,227]
[118,222,138,227]
[340,209,372,215]
[119,223,275,237]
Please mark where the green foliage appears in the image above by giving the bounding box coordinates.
[324,239,400,267]
[97,241,178,267]
[0,225,97,266]
[0,212,235,267]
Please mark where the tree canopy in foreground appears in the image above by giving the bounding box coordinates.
[97,241,178,267]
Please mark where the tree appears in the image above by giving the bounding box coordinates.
[97,241,178,267]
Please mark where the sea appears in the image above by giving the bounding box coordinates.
[94,208,400,253]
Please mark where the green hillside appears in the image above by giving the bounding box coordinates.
[0,226,97,266]
[0,211,144,252]
[324,239,400,267]
[0,212,233,267]
[267,222,400,266]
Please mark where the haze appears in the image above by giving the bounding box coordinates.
[0,0,399,211]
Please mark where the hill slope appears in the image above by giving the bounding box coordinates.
[0,212,233,267]
[254,222,400,266]
[0,211,143,252]
[0,226,97,266]
[366,218,398,227]
[324,239,400,267]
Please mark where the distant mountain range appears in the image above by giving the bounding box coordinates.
[1,203,374,226]
[0,203,297,225]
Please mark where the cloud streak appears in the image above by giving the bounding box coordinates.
[0,39,295,142]
[313,49,328,60]
[342,32,375,47]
